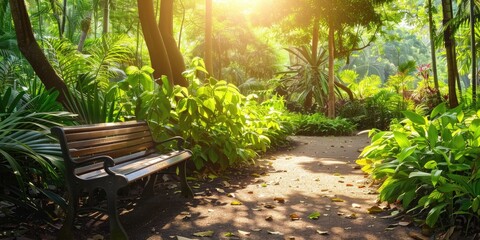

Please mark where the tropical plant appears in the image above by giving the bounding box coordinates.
[290,113,355,136]
[278,45,329,112]
[138,59,293,170]
[357,104,480,232]
[0,87,75,221]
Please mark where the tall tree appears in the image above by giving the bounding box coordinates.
[158,0,188,86]
[137,0,188,86]
[9,0,69,105]
[442,0,459,107]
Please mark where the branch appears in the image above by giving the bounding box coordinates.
[9,0,69,105]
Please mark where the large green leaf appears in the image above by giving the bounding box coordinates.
[402,110,426,125]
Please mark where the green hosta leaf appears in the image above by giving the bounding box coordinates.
[472,197,480,212]
[427,124,438,148]
[400,190,416,209]
[448,164,471,172]
[203,98,216,113]
[431,103,446,119]
[393,131,411,148]
[450,134,465,150]
[308,211,321,220]
[125,65,140,75]
[431,169,442,187]
[409,171,430,178]
[424,160,438,169]
[437,183,463,193]
[403,111,426,125]
[426,203,447,227]
[396,145,416,162]
[140,65,155,74]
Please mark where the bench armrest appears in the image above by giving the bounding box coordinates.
[155,136,186,150]
[81,155,119,176]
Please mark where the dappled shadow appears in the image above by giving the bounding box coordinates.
[62,135,420,240]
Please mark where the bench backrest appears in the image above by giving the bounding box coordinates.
[51,121,156,174]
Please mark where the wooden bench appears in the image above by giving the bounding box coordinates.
[51,121,194,240]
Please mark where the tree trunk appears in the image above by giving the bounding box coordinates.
[9,0,69,105]
[48,0,63,38]
[137,0,174,84]
[311,17,319,65]
[61,0,67,36]
[103,0,110,34]
[159,0,188,87]
[441,0,459,107]
[428,0,440,99]
[205,0,213,75]
[327,25,336,118]
[471,0,477,104]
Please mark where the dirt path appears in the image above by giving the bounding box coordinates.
[119,135,422,240]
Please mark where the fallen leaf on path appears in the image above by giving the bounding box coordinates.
[352,203,361,208]
[358,185,366,188]
[230,200,242,205]
[227,193,235,198]
[333,173,341,176]
[224,232,235,237]
[265,216,273,221]
[346,183,354,187]
[330,198,345,202]
[268,231,283,235]
[193,230,214,237]
[308,211,321,220]
[345,213,357,219]
[238,230,251,236]
[274,197,285,203]
[222,181,231,187]
[289,213,300,220]
[250,228,262,232]
[316,230,329,235]
[398,221,411,227]
[215,188,225,193]
[176,236,198,240]
[264,204,276,209]
[367,206,383,214]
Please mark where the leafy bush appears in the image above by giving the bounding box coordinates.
[138,61,293,170]
[0,87,75,220]
[357,103,480,231]
[338,90,409,130]
[291,113,355,136]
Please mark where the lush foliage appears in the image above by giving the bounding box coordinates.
[0,87,74,219]
[291,113,355,136]
[138,60,294,170]
[357,104,480,231]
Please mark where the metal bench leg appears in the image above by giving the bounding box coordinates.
[106,188,128,240]
[58,190,78,240]
[142,175,156,198]
[179,161,194,198]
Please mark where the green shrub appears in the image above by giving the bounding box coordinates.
[338,90,409,130]
[0,87,75,220]
[138,60,293,170]
[291,113,355,136]
[357,103,480,231]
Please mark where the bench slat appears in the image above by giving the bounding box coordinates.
[70,136,154,158]
[65,124,150,142]
[67,131,152,149]
[77,150,192,182]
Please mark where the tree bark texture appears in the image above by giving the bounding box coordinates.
[9,0,69,105]
[441,0,459,107]
[137,0,174,84]
[103,0,110,34]
[159,0,188,86]
[327,25,336,118]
